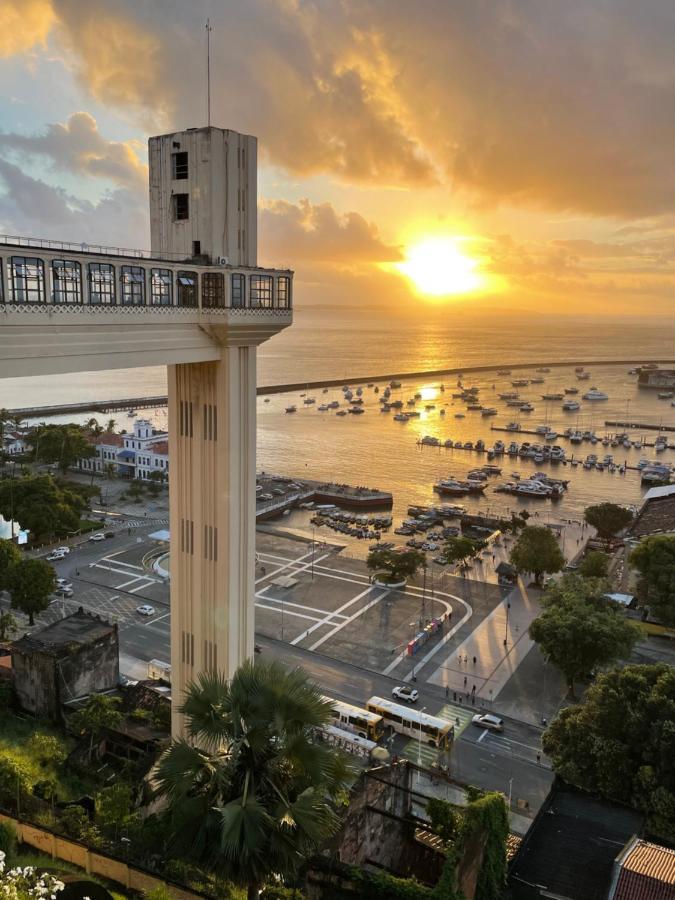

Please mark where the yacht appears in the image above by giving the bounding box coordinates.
[520,402,535,412]
[285,405,297,413]
[390,399,403,408]
[575,366,585,373]
[390,380,402,388]
[335,410,347,417]
[536,424,552,434]
[454,413,465,419]
[433,479,487,495]
[530,376,545,384]
[303,397,316,405]
[564,387,579,394]
[421,435,441,446]
[505,421,522,431]
[507,399,527,407]
[498,391,519,400]
[536,367,551,373]
[318,404,329,411]
[393,413,409,422]
[545,431,558,441]
[542,393,564,401]
[658,392,674,400]
[562,399,581,411]
[507,441,520,455]
[512,379,529,387]
[328,400,340,408]
[513,480,552,497]
[576,372,591,380]
[497,369,512,375]
[582,388,609,401]
[466,403,483,411]
[569,430,583,443]
[481,407,498,416]
[348,406,365,414]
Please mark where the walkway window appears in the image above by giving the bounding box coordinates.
[231,273,245,308]
[202,272,225,308]
[8,256,45,303]
[250,274,273,308]
[277,275,291,309]
[177,271,197,307]
[171,151,188,180]
[120,266,146,306]
[172,193,189,221]
[150,268,173,306]
[52,259,82,304]
[88,263,115,305]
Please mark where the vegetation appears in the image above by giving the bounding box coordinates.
[71,693,123,759]
[30,422,95,473]
[0,474,88,542]
[543,664,675,838]
[509,525,565,584]
[578,550,609,579]
[584,502,633,547]
[442,535,482,568]
[0,539,20,591]
[0,610,17,642]
[530,576,640,696]
[630,534,675,626]
[155,661,355,899]
[8,557,56,625]
[366,547,425,584]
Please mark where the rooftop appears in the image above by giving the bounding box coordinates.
[13,608,115,655]
[628,489,675,539]
[611,837,675,900]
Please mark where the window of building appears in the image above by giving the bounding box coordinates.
[88,263,115,305]
[177,271,197,307]
[150,268,173,306]
[172,193,189,221]
[0,261,3,303]
[120,266,146,306]
[202,272,225,308]
[8,257,45,303]
[171,151,188,180]
[277,275,291,308]
[51,259,82,304]
[231,273,245,308]
[250,274,273,308]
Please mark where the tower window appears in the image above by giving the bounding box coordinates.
[51,259,82,304]
[171,151,188,180]
[172,193,189,221]
[150,268,173,306]
[88,263,115,305]
[177,271,197,307]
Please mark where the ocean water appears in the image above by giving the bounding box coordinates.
[2,306,675,543]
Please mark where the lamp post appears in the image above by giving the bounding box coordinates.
[503,599,511,647]
[417,706,427,768]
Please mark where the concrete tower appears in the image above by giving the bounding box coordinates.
[0,125,292,737]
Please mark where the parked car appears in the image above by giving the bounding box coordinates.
[136,604,155,617]
[54,547,70,555]
[88,533,106,542]
[52,587,74,599]
[392,685,419,703]
[471,713,504,732]
[46,551,67,561]
[104,532,115,539]
[56,579,73,591]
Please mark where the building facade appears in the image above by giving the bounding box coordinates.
[78,419,169,480]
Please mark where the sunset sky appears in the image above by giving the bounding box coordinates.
[2,0,675,314]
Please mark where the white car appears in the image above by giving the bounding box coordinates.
[56,579,73,591]
[88,533,106,542]
[136,604,155,617]
[54,547,70,555]
[46,551,67,561]
[392,685,419,703]
[53,587,74,599]
[472,713,504,732]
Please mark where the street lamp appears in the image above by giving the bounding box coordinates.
[503,599,511,646]
[417,706,427,768]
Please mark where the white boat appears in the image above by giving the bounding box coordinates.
[535,424,552,434]
[505,421,521,431]
[542,393,564,401]
[582,388,608,401]
[481,407,498,416]
[562,400,580,411]
[520,403,534,412]
[336,410,347,417]
[576,372,591,380]
[285,405,297,413]
[545,431,558,441]
[393,413,409,422]
[564,387,579,394]
[570,430,583,443]
[304,397,316,405]
[421,435,441,446]
[512,379,529,387]
[658,392,674,399]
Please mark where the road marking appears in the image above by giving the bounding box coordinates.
[485,734,542,754]
[100,557,144,571]
[255,603,321,622]
[308,589,390,651]
[255,594,348,620]
[477,729,488,743]
[290,583,376,646]
[128,580,156,594]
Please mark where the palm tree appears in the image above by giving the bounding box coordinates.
[106,418,117,433]
[72,693,123,759]
[155,661,355,899]
[0,611,17,642]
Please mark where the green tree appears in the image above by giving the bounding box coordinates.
[366,548,425,584]
[584,502,634,548]
[509,525,565,585]
[8,557,55,626]
[30,423,95,473]
[27,733,67,767]
[71,693,123,759]
[0,610,17,642]
[578,550,609,579]
[0,474,86,542]
[0,538,20,591]
[155,662,355,899]
[530,588,640,697]
[543,664,675,837]
[442,535,480,568]
[106,419,117,433]
[630,535,675,626]
[97,783,133,840]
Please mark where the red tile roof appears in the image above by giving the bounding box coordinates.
[150,440,169,455]
[613,839,675,900]
[97,432,125,447]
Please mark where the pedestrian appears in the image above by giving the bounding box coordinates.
[75,569,80,577]
[445,685,449,699]
[128,527,131,536]
[471,694,475,705]
[473,655,477,666]
[455,716,460,727]
[463,676,467,687]
[536,752,541,765]
[453,691,457,702]
[472,684,476,694]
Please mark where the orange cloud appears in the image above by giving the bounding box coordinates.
[0,0,54,57]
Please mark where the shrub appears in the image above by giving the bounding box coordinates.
[0,820,17,858]
[28,732,68,767]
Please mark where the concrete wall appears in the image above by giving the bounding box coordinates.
[149,127,257,266]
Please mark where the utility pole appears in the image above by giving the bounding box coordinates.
[205,19,213,127]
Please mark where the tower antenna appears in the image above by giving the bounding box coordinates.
[206,18,213,127]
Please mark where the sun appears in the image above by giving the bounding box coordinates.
[396,236,482,297]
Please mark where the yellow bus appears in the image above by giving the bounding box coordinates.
[323,696,384,741]
[366,696,454,749]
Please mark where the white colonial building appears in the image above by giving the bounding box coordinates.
[79,419,169,481]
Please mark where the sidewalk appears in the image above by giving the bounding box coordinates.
[425,580,542,702]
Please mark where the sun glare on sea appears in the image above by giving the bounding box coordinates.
[396,236,482,297]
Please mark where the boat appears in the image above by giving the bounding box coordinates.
[127,408,136,417]
[498,392,519,400]
[658,392,674,399]
[542,393,564,401]
[564,387,579,394]
[454,413,465,419]
[562,399,580,411]
[285,405,297,413]
[520,402,534,412]
[481,407,498,416]
[582,388,609,401]
[505,421,521,431]
[537,367,551,373]
[421,435,441,446]
[328,400,339,408]
[389,399,403,408]
[390,380,402,388]
[506,399,527,407]
[393,413,409,422]
[335,410,347,417]
[530,377,545,384]
[575,366,584,373]
[576,372,591,380]
[303,397,316,405]
[569,430,583,443]
[348,406,365,414]
[512,379,529,387]
[433,479,487,495]
[545,431,558,441]
[497,369,512,375]
[380,403,391,412]
[466,403,483,411]
[318,404,329,411]
[481,464,502,475]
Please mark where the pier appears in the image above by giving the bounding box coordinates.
[604,420,675,433]
[9,356,675,419]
